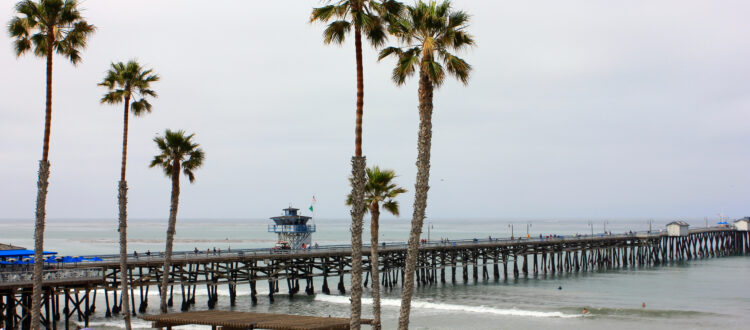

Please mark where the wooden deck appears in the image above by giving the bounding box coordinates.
[141,311,372,330]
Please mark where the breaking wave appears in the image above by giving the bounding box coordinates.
[314,295,580,318]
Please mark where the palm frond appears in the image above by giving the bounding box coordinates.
[151,129,203,182]
[322,20,351,44]
[30,32,47,56]
[423,59,444,86]
[311,4,345,23]
[100,90,124,104]
[130,98,152,116]
[365,19,387,47]
[392,49,419,85]
[382,200,400,216]
[446,9,468,29]
[377,46,402,61]
[439,50,470,84]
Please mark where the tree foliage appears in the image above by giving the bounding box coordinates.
[379,0,474,86]
[8,0,95,64]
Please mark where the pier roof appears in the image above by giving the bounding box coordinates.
[0,243,26,251]
[141,311,371,330]
[0,249,57,258]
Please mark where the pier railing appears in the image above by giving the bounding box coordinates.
[0,267,103,286]
[267,224,316,234]
[39,226,737,264]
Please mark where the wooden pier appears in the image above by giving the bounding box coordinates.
[1,227,747,329]
[141,310,371,330]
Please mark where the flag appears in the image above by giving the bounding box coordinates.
[309,205,314,212]
[312,195,317,203]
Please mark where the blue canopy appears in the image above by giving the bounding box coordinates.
[0,260,12,265]
[718,221,729,225]
[61,256,83,263]
[86,257,103,262]
[0,249,57,258]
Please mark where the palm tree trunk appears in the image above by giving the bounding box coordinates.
[118,97,132,329]
[370,201,382,330]
[31,30,55,330]
[398,70,434,330]
[349,2,367,328]
[31,160,50,329]
[349,156,366,330]
[120,97,130,182]
[161,160,181,314]
[354,5,364,158]
[118,181,131,328]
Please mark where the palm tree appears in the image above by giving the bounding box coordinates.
[310,1,402,327]
[150,129,204,314]
[347,166,406,330]
[7,1,95,327]
[99,60,159,328]
[378,1,474,328]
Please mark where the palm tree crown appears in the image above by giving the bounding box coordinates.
[347,166,407,215]
[8,0,95,64]
[99,60,159,115]
[379,0,474,86]
[150,130,205,182]
[311,0,403,47]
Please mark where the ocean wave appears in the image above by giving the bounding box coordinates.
[315,295,580,318]
[568,306,714,318]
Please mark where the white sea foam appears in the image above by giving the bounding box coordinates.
[314,295,580,319]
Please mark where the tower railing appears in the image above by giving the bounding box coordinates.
[268,224,316,233]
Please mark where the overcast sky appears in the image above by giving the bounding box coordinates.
[1,0,749,221]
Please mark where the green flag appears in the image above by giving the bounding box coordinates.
[309,205,314,212]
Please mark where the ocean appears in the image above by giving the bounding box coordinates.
[1,217,748,329]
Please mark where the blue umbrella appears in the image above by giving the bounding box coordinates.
[14,259,26,265]
[44,258,58,263]
[87,257,103,262]
[0,260,12,265]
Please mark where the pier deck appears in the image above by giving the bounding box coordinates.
[141,310,371,330]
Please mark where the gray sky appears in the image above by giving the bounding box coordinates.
[1,0,749,221]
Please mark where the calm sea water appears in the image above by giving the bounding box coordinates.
[1,217,748,329]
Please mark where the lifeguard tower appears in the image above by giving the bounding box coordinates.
[268,207,316,249]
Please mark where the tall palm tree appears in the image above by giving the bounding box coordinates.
[7,1,95,327]
[150,129,204,314]
[310,1,402,327]
[99,60,159,329]
[347,166,406,330]
[378,1,474,328]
